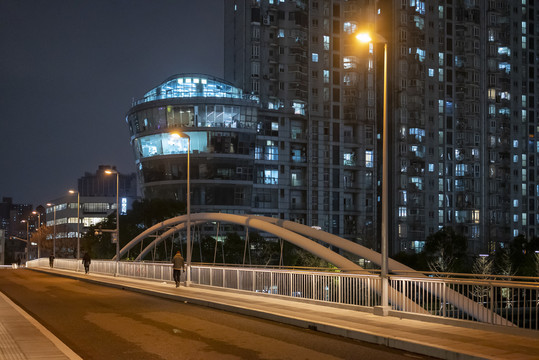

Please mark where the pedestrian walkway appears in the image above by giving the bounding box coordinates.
[5,267,539,360]
[0,288,81,360]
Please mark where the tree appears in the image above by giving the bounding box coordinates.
[29,226,54,257]
[504,235,539,276]
[223,232,244,264]
[393,251,428,271]
[249,232,280,266]
[472,255,493,302]
[80,199,185,261]
[423,227,468,274]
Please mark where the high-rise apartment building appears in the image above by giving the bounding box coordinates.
[224,0,538,256]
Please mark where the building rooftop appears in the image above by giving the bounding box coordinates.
[133,73,257,106]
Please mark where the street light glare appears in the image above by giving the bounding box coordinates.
[69,190,76,194]
[356,33,372,43]
[171,131,189,139]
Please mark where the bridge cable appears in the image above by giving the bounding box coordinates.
[243,227,249,266]
[213,222,220,265]
[279,238,284,268]
[197,226,203,262]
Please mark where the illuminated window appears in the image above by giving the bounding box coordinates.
[343,56,357,69]
[292,102,305,115]
[498,47,511,56]
[343,152,356,166]
[323,70,330,83]
[365,150,373,168]
[323,36,330,50]
[342,21,356,34]
[399,207,407,218]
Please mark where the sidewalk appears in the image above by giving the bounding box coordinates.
[6,267,539,360]
[0,288,81,360]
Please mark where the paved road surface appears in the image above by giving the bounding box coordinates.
[0,269,435,359]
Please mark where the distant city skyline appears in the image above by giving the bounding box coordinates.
[0,0,223,207]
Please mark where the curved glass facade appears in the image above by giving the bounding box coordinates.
[127,74,261,211]
[127,104,257,137]
[133,131,255,161]
[132,74,256,106]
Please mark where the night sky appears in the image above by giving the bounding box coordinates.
[0,0,223,207]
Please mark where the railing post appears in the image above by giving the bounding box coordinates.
[338,275,341,304]
[442,281,446,318]
[289,272,292,297]
[490,284,495,325]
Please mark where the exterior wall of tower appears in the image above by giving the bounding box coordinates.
[219,0,538,256]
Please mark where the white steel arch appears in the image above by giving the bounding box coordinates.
[117,212,509,324]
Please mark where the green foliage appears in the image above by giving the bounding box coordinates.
[423,227,468,273]
[81,198,185,260]
[503,235,539,276]
[223,232,244,264]
[127,199,185,228]
[393,251,428,271]
[249,232,281,266]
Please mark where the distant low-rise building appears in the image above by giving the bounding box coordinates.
[45,166,138,257]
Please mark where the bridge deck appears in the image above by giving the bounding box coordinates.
[3,267,539,360]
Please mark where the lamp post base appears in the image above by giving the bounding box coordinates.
[373,305,392,317]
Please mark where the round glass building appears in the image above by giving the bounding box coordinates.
[126,74,260,212]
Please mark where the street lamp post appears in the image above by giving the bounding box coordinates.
[105,169,120,276]
[171,132,191,284]
[32,211,41,258]
[357,32,390,312]
[20,220,29,263]
[69,190,80,260]
[47,203,56,257]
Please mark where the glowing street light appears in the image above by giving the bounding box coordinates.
[68,189,80,259]
[104,169,120,276]
[357,31,390,312]
[171,132,191,284]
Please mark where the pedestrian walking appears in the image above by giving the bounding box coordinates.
[49,254,55,268]
[82,252,91,274]
[172,251,185,287]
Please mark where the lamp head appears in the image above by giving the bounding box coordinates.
[356,33,372,43]
[171,132,189,139]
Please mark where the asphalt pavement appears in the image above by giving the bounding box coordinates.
[1,266,539,360]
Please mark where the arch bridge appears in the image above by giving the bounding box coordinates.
[115,212,507,325]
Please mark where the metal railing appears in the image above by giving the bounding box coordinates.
[191,265,382,307]
[391,275,538,330]
[26,259,539,331]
